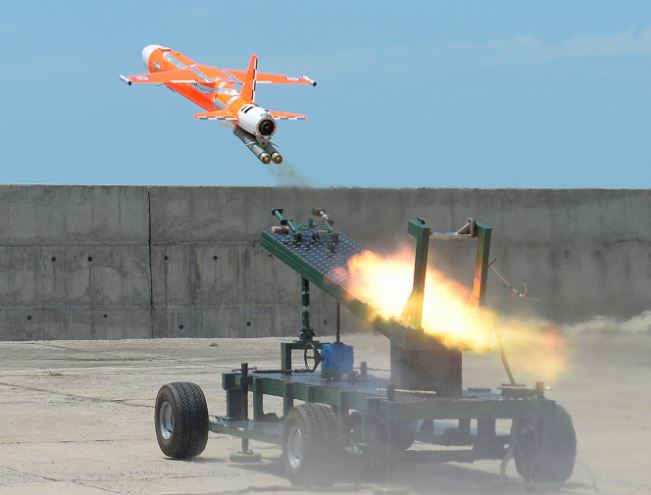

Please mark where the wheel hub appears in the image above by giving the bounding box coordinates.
[159,400,175,440]
[287,425,303,470]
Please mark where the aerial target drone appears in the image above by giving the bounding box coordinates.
[120,45,317,164]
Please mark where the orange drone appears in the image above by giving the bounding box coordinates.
[120,45,317,164]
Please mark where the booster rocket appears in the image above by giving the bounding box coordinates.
[233,126,283,165]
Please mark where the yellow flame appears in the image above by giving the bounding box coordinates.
[331,248,566,381]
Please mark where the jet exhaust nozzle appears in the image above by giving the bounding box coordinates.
[260,153,272,164]
[271,152,283,164]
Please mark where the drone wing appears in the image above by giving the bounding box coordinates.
[268,111,307,121]
[194,109,238,121]
[119,69,199,85]
[226,69,316,87]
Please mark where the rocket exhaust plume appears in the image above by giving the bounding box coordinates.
[331,247,566,382]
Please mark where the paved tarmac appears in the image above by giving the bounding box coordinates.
[0,333,648,494]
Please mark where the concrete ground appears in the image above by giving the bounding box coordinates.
[0,333,649,495]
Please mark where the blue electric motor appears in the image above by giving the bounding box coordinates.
[321,342,354,380]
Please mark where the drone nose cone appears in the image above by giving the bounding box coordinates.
[142,45,166,66]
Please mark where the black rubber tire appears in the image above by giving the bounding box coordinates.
[513,404,577,485]
[155,382,209,459]
[282,404,339,486]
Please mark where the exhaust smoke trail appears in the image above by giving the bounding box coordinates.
[265,161,311,188]
[564,311,651,335]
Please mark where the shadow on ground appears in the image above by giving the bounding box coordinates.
[227,454,592,494]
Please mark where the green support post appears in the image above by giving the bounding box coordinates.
[223,373,244,420]
[405,218,431,328]
[253,377,264,421]
[229,363,262,463]
[283,383,294,414]
[299,277,315,341]
[470,222,492,307]
[280,342,293,370]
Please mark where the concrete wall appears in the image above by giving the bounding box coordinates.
[0,186,151,340]
[1,186,649,340]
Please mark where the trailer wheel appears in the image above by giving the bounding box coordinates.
[513,404,576,485]
[155,382,209,459]
[282,404,339,486]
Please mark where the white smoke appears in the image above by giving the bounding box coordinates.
[265,161,311,188]
[564,311,651,335]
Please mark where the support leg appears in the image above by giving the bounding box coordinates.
[230,363,261,463]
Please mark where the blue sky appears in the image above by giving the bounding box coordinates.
[1,1,651,187]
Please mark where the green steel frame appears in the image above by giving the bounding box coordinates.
[207,210,557,460]
[402,217,492,328]
[211,368,556,458]
[216,371,555,423]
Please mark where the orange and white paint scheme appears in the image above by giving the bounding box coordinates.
[120,45,317,164]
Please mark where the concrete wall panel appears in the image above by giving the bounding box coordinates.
[151,296,353,339]
[0,186,148,242]
[150,244,299,306]
[0,186,151,340]
[2,307,151,340]
[1,185,650,340]
[0,245,150,306]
